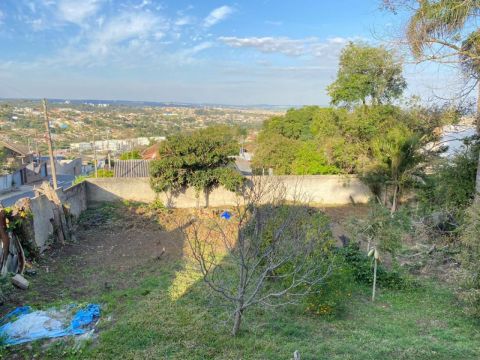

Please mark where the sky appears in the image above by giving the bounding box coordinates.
[0,0,462,106]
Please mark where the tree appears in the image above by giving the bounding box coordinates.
[150,126,244,205]
[183,177,334,335]
[327,42,407,106]
[251,133,299,175]
[384,0,480,193]
[367,126,426,212]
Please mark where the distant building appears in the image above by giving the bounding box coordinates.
[0,139,48,187]
[70,136,166,152]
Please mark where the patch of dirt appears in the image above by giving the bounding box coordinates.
[321,204,370,245]
[1,204,191,314]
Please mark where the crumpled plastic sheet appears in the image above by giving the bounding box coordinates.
[0,304,101,345]
[220,211,232,220]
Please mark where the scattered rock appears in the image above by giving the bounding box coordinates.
[24,268,37,276]
[12,274,29,289]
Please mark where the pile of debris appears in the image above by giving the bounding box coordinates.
[0,182,73,291]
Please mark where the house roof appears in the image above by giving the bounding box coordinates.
[114,159,151,178]
[141,143,161,160]
[0,139,31,156]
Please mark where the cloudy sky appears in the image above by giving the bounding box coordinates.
[0,0,460,105]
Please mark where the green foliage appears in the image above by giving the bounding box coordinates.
[364,126,427,211]
[96,169,114,177]
[304,255,354,316]
[73,175,88,185]
[349,203,410,257]
[291,142,340,175]
[72,169,113,185]
[327,42,406,106]
[418,139,478,217]
[119,150,141,160]
[458,201,480,318]
[150,125,244,195]
[249,205,356,316]
[254,104,443,177]
[337,243,410,289]
[251,133,299,174]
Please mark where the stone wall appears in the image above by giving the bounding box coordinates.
[86,175,372,208]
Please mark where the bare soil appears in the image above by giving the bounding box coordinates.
[1,204,188,314]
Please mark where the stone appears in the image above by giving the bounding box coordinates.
[11,274,29,290]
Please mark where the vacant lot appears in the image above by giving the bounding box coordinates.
[2,203,479,359]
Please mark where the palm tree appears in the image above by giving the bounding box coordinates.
[371,127,425,213]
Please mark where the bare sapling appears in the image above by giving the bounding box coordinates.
[182,176,335,335]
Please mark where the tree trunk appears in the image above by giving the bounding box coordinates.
[372,258,377,302]
[0,208,10,276]
[475,82,480,199]
[232,306,243,336]
[390,184,399,214]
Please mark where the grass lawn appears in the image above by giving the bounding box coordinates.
[2,204,480,359]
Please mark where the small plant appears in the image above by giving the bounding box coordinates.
[148,198,166,212]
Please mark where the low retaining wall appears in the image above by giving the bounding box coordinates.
[86,175,372,208]
[29,182,87,250]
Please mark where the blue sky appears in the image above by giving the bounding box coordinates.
[0,0,459,105]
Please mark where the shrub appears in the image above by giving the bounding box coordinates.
[304,255,354,316]
[97,169,113,177]
[337,243,410,290]
[417,139,478,221]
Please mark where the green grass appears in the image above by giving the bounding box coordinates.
[5,258,480,360]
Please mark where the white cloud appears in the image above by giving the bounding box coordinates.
[90,12,162,55]
[219,36,307,56]
[219,36,350,58]
[203,5,234,27]
[175,16,194,26]
[57,0,103,25]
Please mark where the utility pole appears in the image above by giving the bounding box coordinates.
[42,98,58,189]
[93,118,98,178]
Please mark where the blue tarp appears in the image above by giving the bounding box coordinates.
[220,211,232,220]
[0,304,101,345]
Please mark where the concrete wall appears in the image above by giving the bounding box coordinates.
[56,158,82,176]
[86,175,372,208]
[0,173,14,193]
[25,162,48,184]
[28,182,87,250]
[60,181,88,217]
[29,194,55,250]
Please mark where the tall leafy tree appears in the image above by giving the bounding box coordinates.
[150,126,244,203]
[327,42,407,106]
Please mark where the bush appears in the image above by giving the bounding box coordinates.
[251,205,352,315]
[417,139,478,220]
[337,243,410,290]
[304,255,354,316]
